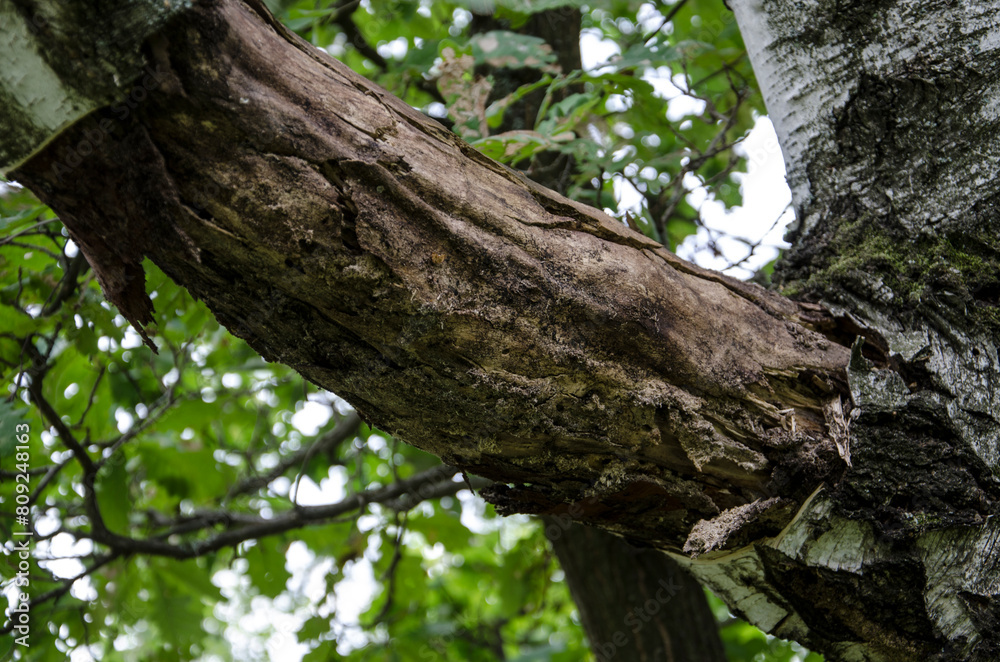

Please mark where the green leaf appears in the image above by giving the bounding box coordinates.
[245,539,292,598]
[95,453,130,534]
[298,615,332,643]
[471,31,556,70]
[303,640,340,662]
[0,400,29,459]
[0,203,47,232]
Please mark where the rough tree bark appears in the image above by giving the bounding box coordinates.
[478,10,729,659]
[546,519,727,662]
[2,1,998,660]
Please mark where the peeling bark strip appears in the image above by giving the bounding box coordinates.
[0,0,185,172]
[11,0,849,550]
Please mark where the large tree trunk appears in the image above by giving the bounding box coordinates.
[713,3,1000,661]
[2,1,998,660]
[546,519,727,662]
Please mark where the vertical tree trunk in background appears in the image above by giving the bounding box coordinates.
[547,520,727,662]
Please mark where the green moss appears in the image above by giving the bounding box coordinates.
[791,215,1000,333]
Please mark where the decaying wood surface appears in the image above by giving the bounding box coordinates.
[12,0,850,552]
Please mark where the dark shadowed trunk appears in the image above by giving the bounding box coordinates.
[547,519,727,662]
